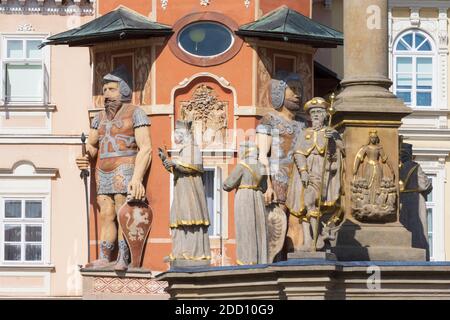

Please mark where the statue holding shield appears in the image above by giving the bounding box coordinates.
[76,65,152,271]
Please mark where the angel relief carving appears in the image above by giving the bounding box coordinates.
[180,84,228,149]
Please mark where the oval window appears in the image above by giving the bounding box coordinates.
[178,22,234,58]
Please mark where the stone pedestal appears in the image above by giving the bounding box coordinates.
[331,221,425,261]
[170,260,211,269]
[157,261,450,299]
[288,251,336,261]
[80,268,169,300]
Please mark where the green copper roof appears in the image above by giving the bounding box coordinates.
[43,6,172,47]
[236,6,343,47]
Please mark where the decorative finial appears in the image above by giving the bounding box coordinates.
[328,92,336,116]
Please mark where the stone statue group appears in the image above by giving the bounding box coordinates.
[76,66,432,270]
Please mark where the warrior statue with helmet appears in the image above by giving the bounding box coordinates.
[76,65,152,271]
[256,70,307,262]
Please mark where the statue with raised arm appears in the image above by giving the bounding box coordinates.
[161,120,211,267]
[399,142,432,260]
[256,71,306,262]
[286,97,344,252]
[223,141,268,265]
[76,65,152,271]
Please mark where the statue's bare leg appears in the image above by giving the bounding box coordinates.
[86,195,116,268]
[286,213,303,252]
[299,187,316,252]
[114,194,130,271]
[309,217,319,251]
[299,220,312,252]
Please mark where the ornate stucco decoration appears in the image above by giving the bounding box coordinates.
[161,0,168,10]
[244,0,250,9]
[200,0,210,6]
[410,7,420,27]
[180,84,228,149]
[17,23,34,31]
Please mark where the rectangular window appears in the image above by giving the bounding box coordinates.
[202,168,222,237]
[2,198,44,263]
[395,56,433,108]
[425,174,436,260]
[2,37,47,104]
[396,57,413,105]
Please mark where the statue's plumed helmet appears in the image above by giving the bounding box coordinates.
[271,70,303,110]
[103,65,133,102]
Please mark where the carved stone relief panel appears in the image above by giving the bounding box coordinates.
[256,47,273,109]
[179,84,228,149]
[94,51,112,108]
[351,130,397,223]
[134,47,152,106]
[296,52,313,103]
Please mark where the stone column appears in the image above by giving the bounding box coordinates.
[331,0,425,261]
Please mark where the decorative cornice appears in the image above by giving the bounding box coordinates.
[0,104,57,112]
[245,39,317,54]
[91,38,166,52]
[0,1,95,16]
[389,0,450,9]
[399,128,450,141]
[411,148,450,164]
[0,135,82,145]
[0,161,58,178]
[0,265,55,272]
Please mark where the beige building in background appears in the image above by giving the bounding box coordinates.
[0,0,94,297]
[0,0,448,299]
[313,0,450,261]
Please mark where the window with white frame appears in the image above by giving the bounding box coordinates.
[394,30,435,108]
[425,174,436,260]
[202,167,223,237]
[1,36,49,104]
[1,197,46,263]
[0,163,53,265]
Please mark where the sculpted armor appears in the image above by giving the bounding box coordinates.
[256,111,304,203]
[92,104,150,194]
